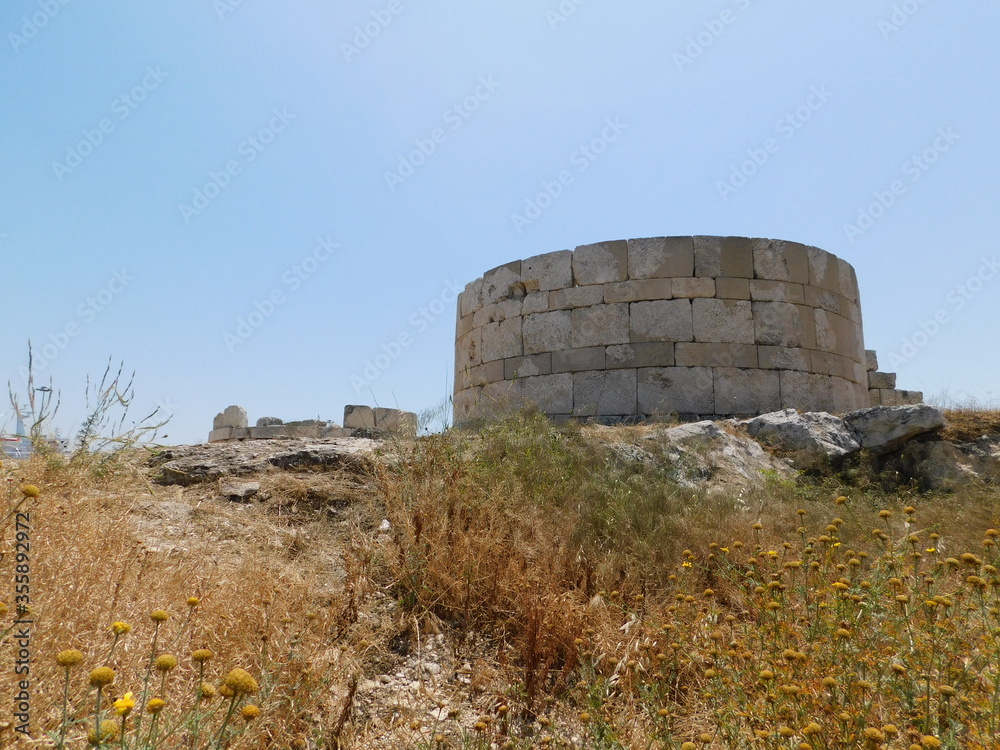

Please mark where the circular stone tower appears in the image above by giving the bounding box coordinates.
[453,236,870,425]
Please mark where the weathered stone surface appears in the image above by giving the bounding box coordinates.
[714,277,751,300]
[675,342,757,368]
[505,353,551,379]
[459,277,484,317]
[807,246,841,293]
[865,350,879,372]
[152,438,379,485]
[637,367,714,415]
[374,408,418,436]
[220,480,260,501]
[573,370,637,417]
[603,278,673,303]
[836,258,861,304]
[456,328,481,371]
[214,405,248,430]
[692,298,754,344]
[628,236,694,279]
[552,347,605,373]
[522,291,549,315]
[744,409,860,457]
[780,371,835,413]
[714,368,780,415]
[573,240,628,285]
[480,318,523,361]
[549,285,604,310]
[758,346,810,371]
[803,286,842,313]
[752,239,810,284]
[208,428,234,443]
[694,236,754,278]
[843,404,946,454]
[901,437,1000,491]
[868,371,897,389]
[671,277,716,298]
[481,262,521,305]
[521,250,572,291]
[896,389,923,405]
[571,303,629,348]
[473,299,522,327]
[344,405,376,429]
[749,280,805,304]
[642,420,793,494]
[256,416,283,427]
[605,343,673,369]
[752,302,816,348]
[523,311,570,354]
[631,299,693,342]
[520,373,573,414]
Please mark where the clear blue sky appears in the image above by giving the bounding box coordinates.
[2,1,997,445]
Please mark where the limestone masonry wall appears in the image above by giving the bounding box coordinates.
[454,236,921,424]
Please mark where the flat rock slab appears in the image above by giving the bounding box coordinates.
[843,404,946,455]
[151,437,380,486]
[743,409,860,457]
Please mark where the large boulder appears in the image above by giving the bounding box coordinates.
[743,409,860,458]
[641,420,793,494]
[843,404,946,455]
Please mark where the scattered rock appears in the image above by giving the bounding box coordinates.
[743,409,860,458]
[643,420,793,493]
[220,480,260,501]
[151,437,380,485]
[213,405,248,430]
[256,417,283,427]
[844,404,946,455]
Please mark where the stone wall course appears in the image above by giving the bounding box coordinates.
[628,236,694,279]
[573,240,628,284]
[574,370,637,417]
[631,299,694,343]
[603,278,673,303]
[571,303,630,347]
[671,277,716,298]
[521,250,573,291]
[523,310,571,354]
[694,236,754,278]
[692,298,755,344]
[638,366,714,415]
[550,284,605,310]
[606,342,674,369]
[676,342,758,368]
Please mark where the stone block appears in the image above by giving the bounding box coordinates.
[481,261,521,305]
[814,309,854,355]
[896,389,923,405]
[468,360,505,386]
[319,426,353,438]
[630,299,693,343]
[842,300,863,326]
[751,302,816,349]
[878,389,900,407]
[480,317,522,361]
[456,312,474,339]
[692,298,754,344]
[676,342,757,368]
[344,405,376,429]
[251,425,296,439]
[214,405,248,430]
[810,350,845,377]
[749,280,805,304]
[456,328,481,369]
[459,278,484,317]
[521,250,572,291]
[752,239,810,284]
[208,427,234,442]
[452,387,482,423]
[523,311,570,354]
[851,361,866,385]
[628,236,694,279]
[865,350,879,372]
[522,291,549,314]
[256,416,283,427]
[552,346,605,373]
[480,380,523,416]
[505,353,551,379]
[869,371,897,389]
[374,408,418,435]
[671,277,716,298]
[830,378,864,413]
[520,373,574,414]
[714,368,781,415]
[694,235,754,278]
[628,237,694,279]
[573,370,637,417]
[549,284,604,310]
[473,298,521,325]
[573,240,628,285]
[571,303,629,347]
[603,278,673,303]
[637,367,714,415]
[779,371,835,412]
[714,277,751,300]
[606,342,674,369]
[836,258,861,304]
[868,389,881,406]
[803,286,842,313]
[806,246,841,293]
[757,346,810,371]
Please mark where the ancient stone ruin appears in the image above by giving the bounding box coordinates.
[454,236,921,424]
[208,404,417,442]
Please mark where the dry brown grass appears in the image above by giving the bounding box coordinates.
[940,409,1000,442]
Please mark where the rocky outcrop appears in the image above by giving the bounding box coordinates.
[744,409,860,458]
[151,437,380,486]
[843,404,946,454]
